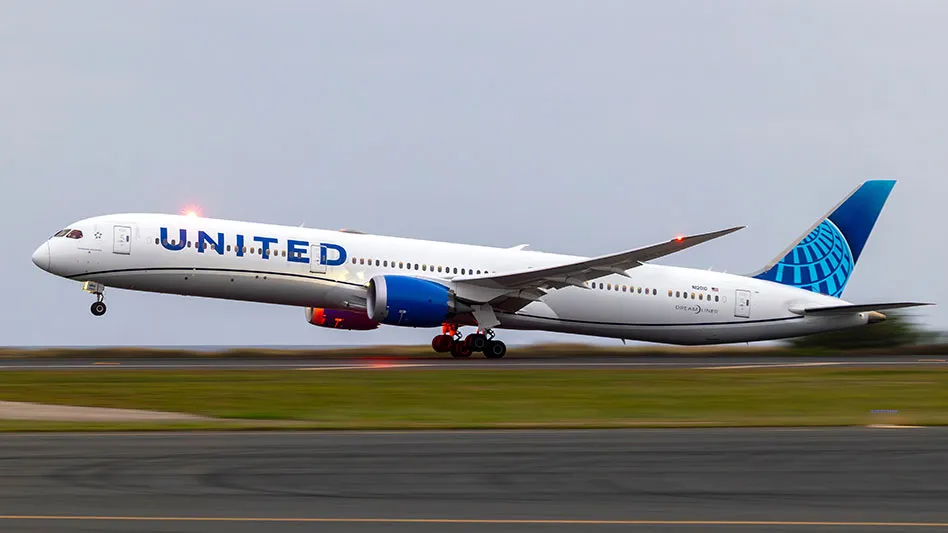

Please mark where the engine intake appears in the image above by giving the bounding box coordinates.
[305,307,379,330]
[366,275,461,327]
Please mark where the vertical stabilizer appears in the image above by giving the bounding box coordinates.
[752,180,896,298]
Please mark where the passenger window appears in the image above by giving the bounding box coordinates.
[399,262,404,269]
[676,291,680,298]
[691,292,695,299]
[352,258,357,264]
[715,295,720,302]
[422,265,427,271]
[360,258,364,265]
[699,294,704,300]
[384,260,388,267]
[622,286,627,292]
[607,284,611,290]
[668,290,673,297]
[187,241,192,248]
[599,283,604,289]
[376,260,380,266]
[282,250,286,257]
[438,266,443,273]
[653,289,657,296]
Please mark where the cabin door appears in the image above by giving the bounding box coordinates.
[113,225,131,255]
[734,289,751,318]
[309,244,327,274]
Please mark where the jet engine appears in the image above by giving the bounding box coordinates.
[305,307,379,330]
[366,275,467,327]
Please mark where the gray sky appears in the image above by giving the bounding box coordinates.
[2,1,945,346]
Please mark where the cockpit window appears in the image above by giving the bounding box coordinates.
[65,229,83,239]
[53,229,70,237]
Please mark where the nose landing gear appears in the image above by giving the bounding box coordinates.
[83,281,107,317]
[431,324,506,358]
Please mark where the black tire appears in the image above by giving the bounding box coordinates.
[431,335,453,353]
[465,333,488,352]
[90,301,107,317]
[484,340,507,359]
[450,340,472,358]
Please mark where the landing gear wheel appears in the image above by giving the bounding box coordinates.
[431,334,454,353]
[450,340,473,358]
[90,301,107,317]
[465,333,488,352]
[484,340,507,359]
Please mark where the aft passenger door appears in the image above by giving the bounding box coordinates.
[113,225,131,255]
[735,289,751,318]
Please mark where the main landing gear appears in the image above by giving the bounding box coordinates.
[83,281,107,317]
[431,324,507,359]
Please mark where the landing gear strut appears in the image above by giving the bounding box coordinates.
[83,281,107,317]
[431,325,506,359]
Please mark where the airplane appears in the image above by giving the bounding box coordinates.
[31,180,928,358]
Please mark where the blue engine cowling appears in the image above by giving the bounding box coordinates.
[366,275,457,327]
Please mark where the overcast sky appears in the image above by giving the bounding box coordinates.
[2,1,945,346]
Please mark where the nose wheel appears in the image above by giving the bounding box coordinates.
[90,300,107,317]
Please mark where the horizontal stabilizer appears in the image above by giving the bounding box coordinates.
[800,302,932,316]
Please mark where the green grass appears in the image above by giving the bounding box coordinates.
[5,343,948,359]
[1,368,947,430]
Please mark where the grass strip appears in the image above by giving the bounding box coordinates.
[1,368,946,430]
[4,343,948,359]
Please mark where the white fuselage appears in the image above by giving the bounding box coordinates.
[33,214,868,344]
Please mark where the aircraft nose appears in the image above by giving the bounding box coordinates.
[32,241,50,271]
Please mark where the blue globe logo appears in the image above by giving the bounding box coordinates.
[763,219,853,297]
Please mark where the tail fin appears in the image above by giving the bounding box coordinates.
[752,180,896,298]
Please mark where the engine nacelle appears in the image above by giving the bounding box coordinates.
[366,275,461,327]
[305,307,380,330]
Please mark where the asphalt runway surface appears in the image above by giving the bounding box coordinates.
[1,429,947,532]
[0,354,945,371]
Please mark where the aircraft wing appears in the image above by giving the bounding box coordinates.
[454,226,744,294]
[799,302,933,316]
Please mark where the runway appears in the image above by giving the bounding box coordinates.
[1,429,947,532]
[0,354,946,371]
